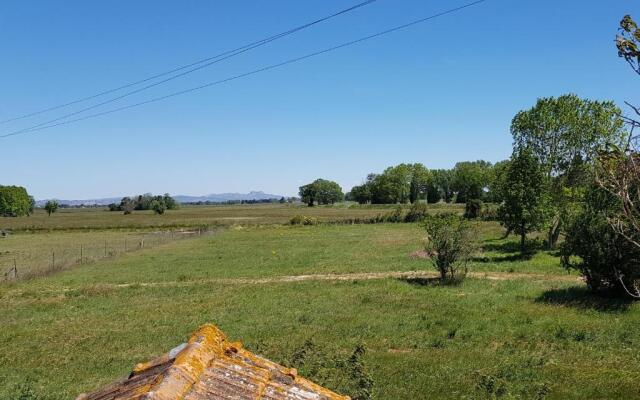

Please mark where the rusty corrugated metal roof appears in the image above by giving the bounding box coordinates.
[77,324,350,400]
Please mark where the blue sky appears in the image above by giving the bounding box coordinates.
[1,0,639,199]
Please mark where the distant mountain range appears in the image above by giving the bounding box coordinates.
[35,191,284,207]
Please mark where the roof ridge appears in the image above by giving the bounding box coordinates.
[142,324,226,400]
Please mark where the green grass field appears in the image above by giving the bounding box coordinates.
[0,203,461,231]
[1,211,638,399]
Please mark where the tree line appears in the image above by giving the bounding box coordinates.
[108,193,179,215]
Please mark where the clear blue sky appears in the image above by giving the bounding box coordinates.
[1,0,639,199]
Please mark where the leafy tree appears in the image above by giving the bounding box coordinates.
[498,149,549,254]
[617,15,640,75]
[486,160,510,203]
[299,179,343,206]
[430,169,455,203]
[150,199,166,215]
[452,161,491,203]
[44,200,59,216]
[365,164,432,204]
[349,183,372,204]
[0,186,32,217]
[423,213,477,283]
[409,163,432,204]
[561,181,640,297]
[511,94,627,248]
[162,193,179,210]
[28,196,35,216]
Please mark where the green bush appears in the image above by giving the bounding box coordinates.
[289,215,318,225]
[561,185,640,296]
[463,199,483,219]
[404,202,429,222]
[423,213,477,283]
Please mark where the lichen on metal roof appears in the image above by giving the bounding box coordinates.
[77,324,350,400]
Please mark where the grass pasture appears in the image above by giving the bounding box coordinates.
[1,213,639,399]
[0,203,462,231]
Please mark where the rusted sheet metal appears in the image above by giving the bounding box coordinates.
[77,324,350,400]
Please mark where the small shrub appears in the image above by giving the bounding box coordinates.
[151,200,166,215]
[404,202,429,222]
[463,199,483,219]
[480,203,500,221]
[289,215,318,225]
[382,206,405,223]
[423,213,477,283]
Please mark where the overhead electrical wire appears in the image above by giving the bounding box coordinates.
[1,0,487,139]
[0,0,378,125]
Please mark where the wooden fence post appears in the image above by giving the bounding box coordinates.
[13,258,17,280]
[80,244,83,264]
[52,251,55,270]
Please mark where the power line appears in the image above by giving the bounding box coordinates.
[0,0,377,125]
[1,0,487,139]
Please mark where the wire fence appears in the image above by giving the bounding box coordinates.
[1,228,213,283]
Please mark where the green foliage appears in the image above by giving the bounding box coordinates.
[464,199,483,219]
[150,200,166,215]
[348,183,372,205]
[404,202,429,223]
[486,159,510,203]
[511,94,627,248]
[109,193,179,214]
[286,340,374,400]
[561,184,640,297]
[423,213,477,282]
[5,381,48,400]
[452,160,492,203]
[289,215,319,225]
[512,95,626,176]
[498,149,550,254]
[428,169,455,203]
[352,164,432,205]
[44,200,59,216]
[617,15,640,74]
[0,185,32,217]
[299,179,344,207]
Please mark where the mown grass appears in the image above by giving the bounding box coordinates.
[1,221,638,399]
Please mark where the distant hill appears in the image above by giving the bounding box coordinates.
[173,191,283,203]
[36,191,284,207]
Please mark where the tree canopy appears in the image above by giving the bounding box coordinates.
[0,186,32,217]
[299,179,344,206]
[498,149,550,254]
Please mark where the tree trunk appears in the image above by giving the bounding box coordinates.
[547,215,561,249]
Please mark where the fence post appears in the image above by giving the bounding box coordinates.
[124,238,127,252]
[80,244,83,264]
[52,251,55,270]
[13,258,17,280]
[104,240,107,257]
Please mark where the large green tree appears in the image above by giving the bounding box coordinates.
[428,169,455,203]
[0,186,32,217]
[358,164,432,204]
[511,94,627,248]
[299,179,344,207]
[498,149,549,255]
[452,160,492,203]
